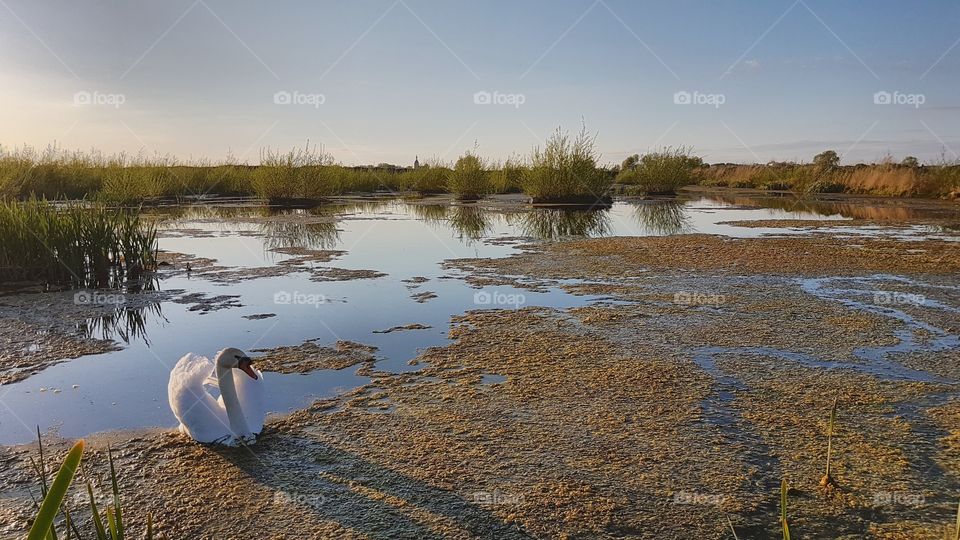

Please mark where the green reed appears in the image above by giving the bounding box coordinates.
[0,199,157,286]
[30,429,155,540]
[446,151,490,200]
[522,125,611,204]
[617,146,701,194]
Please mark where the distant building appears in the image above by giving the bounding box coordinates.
[413,156,420,169]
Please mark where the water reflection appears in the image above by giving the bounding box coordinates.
[406,204,450,224]
[79,302,166,346]
[448,206,492,242]
[260,218,341,251]
[513,209,612,239]
[77,279,165,346]
[694,191,943,221]
[632,201,692,235]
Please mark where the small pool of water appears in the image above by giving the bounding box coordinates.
[0,195,954,445]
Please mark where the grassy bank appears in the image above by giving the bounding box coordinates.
[3,142,959,204]
[695,159,960,198]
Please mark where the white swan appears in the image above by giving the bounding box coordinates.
[168,347,266,446]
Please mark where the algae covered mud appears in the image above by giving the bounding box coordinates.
[0,189,959,539]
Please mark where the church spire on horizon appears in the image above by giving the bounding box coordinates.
[413,155,420,169]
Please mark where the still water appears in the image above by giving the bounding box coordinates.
[0,195,952,444]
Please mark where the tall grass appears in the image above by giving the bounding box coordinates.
[5,142,959,203]
[251,142,335,203]
[28,437,84,540]
[489,155,525,194]
[695,158,960,197]
[446,151,490,200]
[30,430,155,540]
[522,125,611,204]
[399,158,451,194]
[780,478,791,540]
[0,199,157,286]
[617,146,701,194]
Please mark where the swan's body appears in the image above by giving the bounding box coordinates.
[168,348,265,446]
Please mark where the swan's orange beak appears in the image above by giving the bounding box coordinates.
[238,357,258,380]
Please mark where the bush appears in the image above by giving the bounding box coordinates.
[522,126,610,204]
[400,160,450,194]
[446,152,490,200]
[617,146,701,194]
[251,142,335,202]
[489,155,525,194]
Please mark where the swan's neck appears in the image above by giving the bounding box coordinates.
[217,365,249,436]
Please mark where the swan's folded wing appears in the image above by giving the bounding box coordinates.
[232,367,266,434]
[168,353,231,443]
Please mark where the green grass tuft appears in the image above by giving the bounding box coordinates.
[0,199,157,286]
[522,125,611,204]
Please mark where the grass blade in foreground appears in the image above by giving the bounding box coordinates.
[85,472,108,539]
[780,478,791,540]
[726,514,739,539]
[821,396,838,488]
[27,440,84,540]
[108,446,125,538]
[954,497,959,540]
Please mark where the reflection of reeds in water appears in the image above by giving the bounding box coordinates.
[447,206,492,241]
[632,201,691,235]
[260,220,340,250]
[406,204,450,224]
[410,204,493,243]
[696,192,925,221]
[514,209,611,240]
[78,283,164,345]
[260,210,341,251]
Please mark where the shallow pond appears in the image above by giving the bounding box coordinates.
[0,194,955,445]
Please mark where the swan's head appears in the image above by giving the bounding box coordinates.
[215,347,258,380]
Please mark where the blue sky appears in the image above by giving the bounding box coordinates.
[1,0,958,165]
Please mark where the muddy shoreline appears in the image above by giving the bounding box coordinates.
[1,193,958,539]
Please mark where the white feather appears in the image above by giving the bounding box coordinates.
[168,352,266,445]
